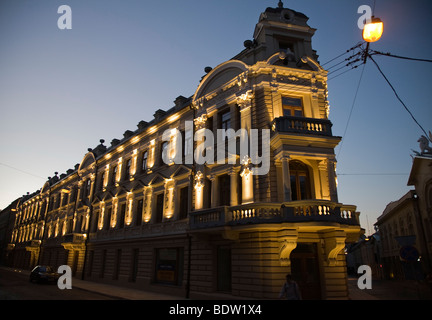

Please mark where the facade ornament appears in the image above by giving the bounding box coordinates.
[236,71,248,88]
[194,114,208,130]
[194,171,204,189]
[236,90,254,111]
[412,131,432,157]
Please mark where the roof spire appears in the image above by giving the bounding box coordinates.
[278,1,283,8]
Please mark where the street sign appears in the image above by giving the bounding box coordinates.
[399,245,420,262]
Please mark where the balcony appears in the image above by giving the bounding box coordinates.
[60,233,87,250]
[189,200,359,230]
[272,116,333,137]
[62,233,86,244]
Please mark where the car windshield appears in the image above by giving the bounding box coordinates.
[39,266,54,273]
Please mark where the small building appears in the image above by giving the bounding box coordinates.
[376,153,432,280]
[0,198,19,266]
[346,233,383,279]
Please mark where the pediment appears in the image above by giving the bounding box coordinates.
[193,60,249,102]
[171,165,192,178]
[78,152,96,175]
[146,173,168,186]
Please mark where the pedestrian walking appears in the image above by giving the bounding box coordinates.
[279,274,302,300]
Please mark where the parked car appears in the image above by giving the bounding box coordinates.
[29,265,60,283]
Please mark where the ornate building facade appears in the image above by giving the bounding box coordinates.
[6,3,361,299]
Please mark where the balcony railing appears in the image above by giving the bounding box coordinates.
[272,116,333,137]
[189,200,359,230]
[62,233,86,244]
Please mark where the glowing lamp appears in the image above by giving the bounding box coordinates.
[363,17,383,42]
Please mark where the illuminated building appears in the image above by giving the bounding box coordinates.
[6,3,361,299]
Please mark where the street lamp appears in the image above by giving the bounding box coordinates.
[362,16,383,63]
[363,17,384,42]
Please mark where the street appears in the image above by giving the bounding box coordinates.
[347,277,432,300]
[0,268,114,300]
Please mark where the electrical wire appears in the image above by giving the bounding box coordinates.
[328,62,364,81]
[321,42,363,67]
[368,55,431,142]
[336,62,367,160]
[0,162,46,180]
[370,50,432,63]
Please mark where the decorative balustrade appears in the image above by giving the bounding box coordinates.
[63,233,86,244]
[230,203,282,222]
[190,200,359,230]
[272,116,333,137]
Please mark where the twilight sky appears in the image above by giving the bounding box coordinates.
[0,0,431,234]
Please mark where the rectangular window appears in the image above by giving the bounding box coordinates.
[155,248,183,285]
[111,165,117,185]
[125,159,131,179]
[184,130,192,160]
[282,97,303,117]
[155,193,164,223]
[105,208,112,230]
[136,199,143,226]
[142,151,148,172]
[99,172,105,191]
[161,141,168,165]
[219,110,233,160]
[119,203,126,228]
[219,174,231,206]
[178,186,189,220]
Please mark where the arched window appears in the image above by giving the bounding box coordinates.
[289,160,311,201]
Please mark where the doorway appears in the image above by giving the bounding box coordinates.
[290,243,321,299]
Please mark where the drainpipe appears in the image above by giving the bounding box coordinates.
[37,185,51,266]
[81,160,98,280]
[186,103,196,299]
[186,233,192,299]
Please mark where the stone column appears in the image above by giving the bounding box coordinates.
[275,154,292,202]
[318,159,330,200]
[327,158,338,203]
[229,167,239,206]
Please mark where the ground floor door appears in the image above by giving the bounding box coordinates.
[290,243,321,300]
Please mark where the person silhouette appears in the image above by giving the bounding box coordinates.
[279,274,302,300]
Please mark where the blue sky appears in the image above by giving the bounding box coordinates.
[0,0,431,234]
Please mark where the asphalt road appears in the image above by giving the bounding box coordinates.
[0,268,114,300]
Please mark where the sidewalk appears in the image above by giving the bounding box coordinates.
[71,277,181,300]
[347,277,432,300]
[4,266,431,300]
[0,266,180,300]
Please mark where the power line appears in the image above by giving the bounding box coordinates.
[336,62,367,160]
[368,55,431,142]
[370,50,432,63]
[0,162,46,180]
[321,42,363,66]
[327,62,364,81]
